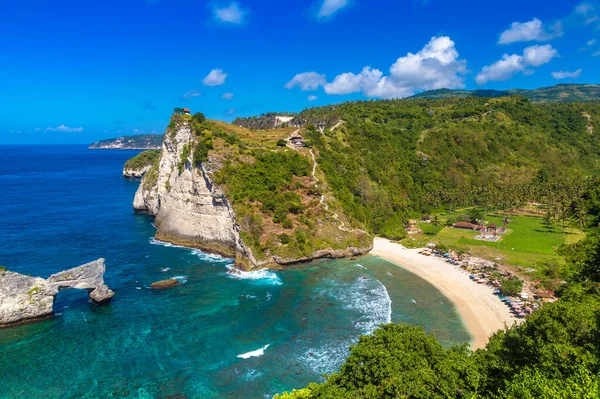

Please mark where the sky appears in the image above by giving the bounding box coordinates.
[0,0,598,144]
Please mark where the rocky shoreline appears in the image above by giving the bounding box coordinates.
[0,259,115,328]
[132,119,373,270]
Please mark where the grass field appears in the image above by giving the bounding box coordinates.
[401,212,585,278]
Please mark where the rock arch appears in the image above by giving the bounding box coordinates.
[0,259,115,327]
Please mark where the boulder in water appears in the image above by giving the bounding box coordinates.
[150,279,181,289]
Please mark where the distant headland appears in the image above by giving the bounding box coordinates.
[89,134,163,150]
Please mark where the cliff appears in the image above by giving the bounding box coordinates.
[0,259,114,327]
[90,134,163,150]
[131,114,372,270]
[123,149,160,179]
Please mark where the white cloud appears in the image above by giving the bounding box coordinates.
[576,3,599,25]
[203,69,227,86]
[182,90,201,100]
[317,0,349,19]
[45,125,84,133]
[498,18,562,44]
[522,44,558,66]
[225,108,236,115]
[285,72,327,91]
[212,1,248,24]
[222,92,234,100]
[588,38,597,46]
[308,95,318,101]
[593,50,600,56]
[324,36,467,99]
[551,69,583,79]
[476,45,558,85]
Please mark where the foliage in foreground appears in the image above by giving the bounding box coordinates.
[275,217,600,398]
[275,289,600,399]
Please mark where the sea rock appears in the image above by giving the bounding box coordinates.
[149,279,181,289]
[0,259,115,327]
[123,165,152,179]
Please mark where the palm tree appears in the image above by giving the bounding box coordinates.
[558,204,570,233]
[543,209,553,228]
[431,215,440,227]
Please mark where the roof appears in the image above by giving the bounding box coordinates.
[453,222,477,229]
[183,108,191,113]
[488,223,497,228]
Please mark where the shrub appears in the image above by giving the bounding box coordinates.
[501,278,524,296]
[278,234,291,244]
[192,112,205,124]
[282,218,293,229]
[0,266,6,272]
[276,139,287,147]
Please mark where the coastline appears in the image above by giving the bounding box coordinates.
[371,237,517,349]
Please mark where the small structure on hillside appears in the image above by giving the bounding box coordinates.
[421,215,432,223]
[183,108,191,115]
[288,132,306,148]
[453,221,478,230]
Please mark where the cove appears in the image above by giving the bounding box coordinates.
[0,145,470,398]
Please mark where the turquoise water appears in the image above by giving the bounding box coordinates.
[0,145,470,398]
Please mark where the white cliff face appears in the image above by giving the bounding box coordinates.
[123,165,152,179]
[133,123,242,257]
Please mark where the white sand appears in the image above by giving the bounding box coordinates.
[372,237,517,349]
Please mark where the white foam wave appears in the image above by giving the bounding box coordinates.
[354,263,367,269]
[339,276,392,334]
[237,344,270,359]
[161,267,171,272]
[149,238,233,263]
[225,265,282,285]
[172,276,188,284]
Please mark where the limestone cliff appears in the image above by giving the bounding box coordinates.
[0,259,114,327]
[132,115,372,270]
[132,122,244,259]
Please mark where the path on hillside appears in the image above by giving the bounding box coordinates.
[310,147,364,233]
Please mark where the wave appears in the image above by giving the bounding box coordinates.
[237,344,270,359]
[225,265,282,285]
[172,276,188,284]
[354,263,367,269]
[149,237,233,263]
[335,275,392,335]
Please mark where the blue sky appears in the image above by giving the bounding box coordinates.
[0,0,598,143]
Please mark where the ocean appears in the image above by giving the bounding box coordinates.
[0,145,470,398]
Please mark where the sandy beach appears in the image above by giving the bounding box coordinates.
[372,237,517,349]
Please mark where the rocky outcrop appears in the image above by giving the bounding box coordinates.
[123,165,152,179]
[133,120,371,270]
[150,279,181,289]
[133,123,242,259]
[272,245,374,267]
[0,259,115,327]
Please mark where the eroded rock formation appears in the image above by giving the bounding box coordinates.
[0,259,115,327]
[133,124,242,259]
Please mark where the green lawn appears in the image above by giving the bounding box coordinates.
[402,212,585,273]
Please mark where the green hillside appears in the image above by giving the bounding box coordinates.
[409,84,600,103]
[297,96,599,236]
